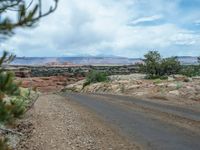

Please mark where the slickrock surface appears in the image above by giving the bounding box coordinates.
[65,74,200,105]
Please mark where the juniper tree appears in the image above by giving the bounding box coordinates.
[139,51,181,79]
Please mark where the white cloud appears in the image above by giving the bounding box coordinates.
[194,20,200,26]
[1,0,200,57]
[130,15,163,25]
[170,32,200,46]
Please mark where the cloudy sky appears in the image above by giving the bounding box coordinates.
[1,0,200,57]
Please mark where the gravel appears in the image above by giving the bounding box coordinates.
[16,94,137,150]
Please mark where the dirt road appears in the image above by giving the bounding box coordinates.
[17,94,137,150]
[65,93,200,150]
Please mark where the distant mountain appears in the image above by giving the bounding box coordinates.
[11,57,142,66]
[11,56,198,66]
[176,56,199,65]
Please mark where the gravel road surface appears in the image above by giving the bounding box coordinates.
[17,94,137,150]
[65,92,200,150]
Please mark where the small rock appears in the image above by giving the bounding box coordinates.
[169,90,180,96]
[167,83,177,89]
[173,75,187,81]
[168,77,175,81]
[127,85,140,89]
[157,83,165,87]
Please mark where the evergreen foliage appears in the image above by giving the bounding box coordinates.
[0,51,22,123]
[139,51,181,79]
[0,1,58,148]
[0,0,58,123]
[180,65,200,77]
[160,57,181,76]
[0,0,58,37]
[83,70,108,88]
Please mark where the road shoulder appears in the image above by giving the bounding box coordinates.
[16,94,138,150]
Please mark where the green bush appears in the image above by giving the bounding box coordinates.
[160,57,181,76]
[153,79,162,84]
[0,101,12,123]
[143,51,162,78]
[0,97,27,123]
[176,82,182,89]
[139,51,181,79]
[83,70,109,88]
[10,98,26,118]
[0,52,29,123]
[180,65,200,77]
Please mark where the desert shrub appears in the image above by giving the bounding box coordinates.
[139,51,181,79]
[153,79,162,84]
[160,57,181,76]
[176,82,182,89]
[83,70,108,88]
[143,51,162,79]
[180,65,200,77]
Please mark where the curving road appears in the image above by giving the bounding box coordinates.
[64,92,200,150]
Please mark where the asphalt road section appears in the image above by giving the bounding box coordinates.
[65,92,200,150]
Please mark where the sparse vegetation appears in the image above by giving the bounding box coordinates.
[83,70,109,88]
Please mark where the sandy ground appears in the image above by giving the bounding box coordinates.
[16,94,138,150]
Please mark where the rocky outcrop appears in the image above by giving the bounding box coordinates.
[64,74,200,103]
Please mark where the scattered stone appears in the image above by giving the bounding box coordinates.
[173,75,188,81]
[16,94,137,150]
